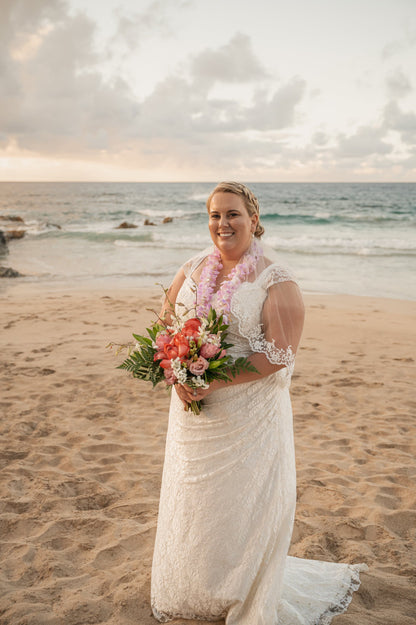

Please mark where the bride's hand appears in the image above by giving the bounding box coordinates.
[174,383,213,409]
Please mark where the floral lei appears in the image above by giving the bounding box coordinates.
[196,240,262,321]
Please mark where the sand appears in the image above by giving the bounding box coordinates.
[0,286,415,625]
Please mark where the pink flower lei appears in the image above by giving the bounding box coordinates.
[196,240,262,321]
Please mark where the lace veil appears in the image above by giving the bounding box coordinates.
[181,239,304,375]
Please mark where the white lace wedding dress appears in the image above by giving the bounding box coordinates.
[151,261,366,625]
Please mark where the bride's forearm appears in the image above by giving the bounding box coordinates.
[209,353,286,392]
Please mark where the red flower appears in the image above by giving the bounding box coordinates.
[164,344,179,360]
[173,333,190,358]
[182,318,202,338]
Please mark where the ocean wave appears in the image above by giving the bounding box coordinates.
[188,192,210,201]
[263,235,416,256]
[261,211,414,224]
[31,229,154,244]
[136,207,202,219]
[114,236,207,251]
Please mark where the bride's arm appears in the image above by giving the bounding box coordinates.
[179,280,305,404]
[179,351,290,405]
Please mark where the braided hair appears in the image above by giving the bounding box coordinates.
[206,182,265,238]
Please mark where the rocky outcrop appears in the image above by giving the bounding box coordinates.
[115,221,138,229]
[0,215,27,240]
[0,266,23,278]
[0,230,8,255]
[5,230,25,240]
[144,219,156,226]
[0,215,24,222]
[162,217,173,223]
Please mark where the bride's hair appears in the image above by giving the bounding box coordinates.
[206,181,265,238]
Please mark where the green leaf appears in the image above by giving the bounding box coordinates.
[133,334,153,347]
[208,360,224,370]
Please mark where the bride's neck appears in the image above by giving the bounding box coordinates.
[220,257,239,273]
[219,249,249,273]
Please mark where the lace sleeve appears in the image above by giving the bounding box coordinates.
[231,265,305,374]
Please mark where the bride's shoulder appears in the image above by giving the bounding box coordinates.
[182,248,212,279]
[256,257,297,288]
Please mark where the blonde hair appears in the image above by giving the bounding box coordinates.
[206,181,265,238]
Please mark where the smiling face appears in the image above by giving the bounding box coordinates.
[208,192,259,261]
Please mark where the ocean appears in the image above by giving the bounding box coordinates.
[0,182,415,300]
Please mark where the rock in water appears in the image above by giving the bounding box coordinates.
[5,230,25,240]
[0,215,25,222]
[115,221,138,229]
[162,217,173,223]
[144,219,156,226]
[0,266,23,278]
[0,231,8,255]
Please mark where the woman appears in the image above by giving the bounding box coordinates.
[151,182,366,624]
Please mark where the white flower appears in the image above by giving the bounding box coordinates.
[193,375,209,389]
[206,333,221,347]
[177,369,187,384]
[171,357,187,384]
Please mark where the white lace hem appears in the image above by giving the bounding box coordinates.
[151,563,368,624]
[313,563,368,625]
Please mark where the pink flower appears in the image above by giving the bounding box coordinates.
[219,349,226,358]
[189,356,209,376]
[200,342,221,358]
[164,367,177,385]
[155,334,172,349]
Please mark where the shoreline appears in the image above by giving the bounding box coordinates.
[2,277,416,305]
[1,288,415,624]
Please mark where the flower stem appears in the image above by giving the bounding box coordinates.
[187,400,201,415]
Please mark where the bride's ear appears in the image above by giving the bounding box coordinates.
[251,213,259,232]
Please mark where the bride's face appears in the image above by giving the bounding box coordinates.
[208,192,258,261]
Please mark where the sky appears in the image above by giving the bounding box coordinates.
[1,0,416,181]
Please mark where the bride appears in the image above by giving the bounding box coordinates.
[151,182,366,624]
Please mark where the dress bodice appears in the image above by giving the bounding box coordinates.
[176,276,252,361]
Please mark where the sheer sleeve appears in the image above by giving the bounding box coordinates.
[231,264,305,375]
[261,277,304,372]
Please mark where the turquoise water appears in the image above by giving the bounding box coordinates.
[0,182,415,299]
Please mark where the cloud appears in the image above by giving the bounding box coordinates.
[111,1,171,52]
[2,1,413,180]
[386,69,412,98]
[135,73,305,138]
[335,126,393,158]
[244,79,305,130]
[190,33,267,88]
[384,101,416,145]
[381,25,416,60]
[1,0,305,163]
[0,0,140,154]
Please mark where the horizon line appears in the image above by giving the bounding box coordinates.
[0,180,415,184]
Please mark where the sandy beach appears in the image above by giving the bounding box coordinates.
[0,286,415,625]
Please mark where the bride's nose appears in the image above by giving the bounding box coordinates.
[219,214,229,227]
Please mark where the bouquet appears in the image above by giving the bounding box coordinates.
[108,305,257,415]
